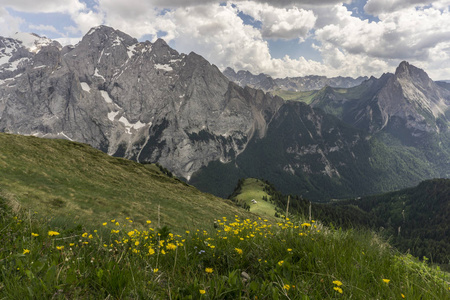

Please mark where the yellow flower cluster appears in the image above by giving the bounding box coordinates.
[333,280,343,294]
[30,215,319,283]
[100,218,184,259]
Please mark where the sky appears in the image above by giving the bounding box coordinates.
[1,0,450,80]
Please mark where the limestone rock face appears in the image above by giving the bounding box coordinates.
[0,26,283,179]
[353,61,450,136]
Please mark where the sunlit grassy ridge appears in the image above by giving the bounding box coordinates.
[1,203,448,299]
[0,133,255,232]
[230,178,278,218]
[271,90,317,104]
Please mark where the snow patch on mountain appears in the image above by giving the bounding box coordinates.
[11,32,58,53]
[80,82,91,92]
[94,68,105,80]
[100,90,113,103]
[108,111,119,122]
[118,116,147,134]
[127,44,137,59]
[155,64,173,72]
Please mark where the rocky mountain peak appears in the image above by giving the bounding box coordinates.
[395,60,431,84]
[81,25,138,48]
[11,32,61,53]
[153,38,169,48]
[362,61,450,137]
[223,67,236,77]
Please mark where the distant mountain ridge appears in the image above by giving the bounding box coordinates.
[223,67,368,92]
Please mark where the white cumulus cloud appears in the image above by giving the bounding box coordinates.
[0,7,23,37]
[236,2,316,41]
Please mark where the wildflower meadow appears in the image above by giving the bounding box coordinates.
[1,204,449,299]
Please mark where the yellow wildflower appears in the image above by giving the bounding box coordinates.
[199,289,206,295]
[333,280,343,286]
[135,241,140,246]
[278,260,284,266]
[23,249,30,254]
[82,232,88,238]
[382,279,390,284]
[235,248,243,255]
[69,243,75,247]
[48,231,60,236]
[149,248,155,255]
[161,249,166,255]
[166,243,177,250]
[283,284,290,290]
[205,267,213,273]
[31,233,39,237]
[287,248,292,252]
[127,231,135,237]
[146,220,151,224]
[334,287,343,294]
[401,294,405,298]
[102,222,107,226]
[111,219,115,222]
[88,234,93,239]
[153,268,159,273]
[56,246,64,250]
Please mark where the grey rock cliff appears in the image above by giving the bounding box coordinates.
[0,26,283,180]
[353,61,450,135]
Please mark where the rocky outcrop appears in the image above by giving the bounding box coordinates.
[351,61,450,136]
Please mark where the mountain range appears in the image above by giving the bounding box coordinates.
[0,26,449,201]
[223,67,369,92]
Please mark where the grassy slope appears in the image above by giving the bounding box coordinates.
[0,133,253,233]
[1,201,449,299]
[272,90,317,104]
[0,134,448,298]
[231,178,277,218]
